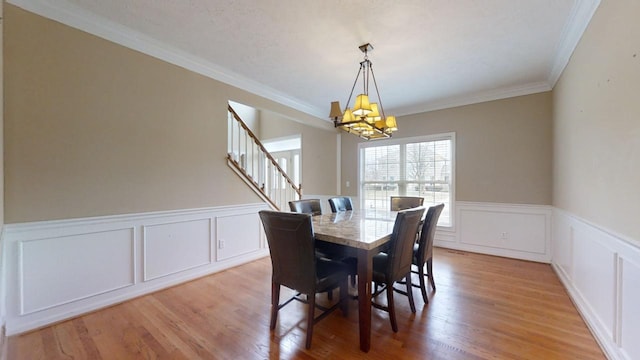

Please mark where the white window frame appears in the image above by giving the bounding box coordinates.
[357,132,456,230]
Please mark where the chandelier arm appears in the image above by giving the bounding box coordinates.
[344,63,364,112]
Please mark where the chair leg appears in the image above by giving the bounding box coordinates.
[305,293,316,349]
[270,282,280,329]
[405,274,416,313]
[427,258,436,291]
[386,282,398,332]
[418,264,429,304]
[327,289,333,301]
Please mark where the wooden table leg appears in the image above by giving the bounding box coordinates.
[357,249,373,352]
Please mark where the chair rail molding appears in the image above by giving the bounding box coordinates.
[1,203,269,335]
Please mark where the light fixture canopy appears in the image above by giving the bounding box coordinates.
[329,43,397,140]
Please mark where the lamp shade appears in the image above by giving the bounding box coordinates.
[329,101,342,119]
[385,116,397,132]
[366,103,381,123]
[342,108,355,124]
[352,94,372,116]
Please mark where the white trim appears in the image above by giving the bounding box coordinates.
[4,203,264,234]
[18,227,137,315]
[394,81,552,116]
[6,0,600,120]
[2,203,269,335]
[6,0,324,118]
[552,208,640,360]
[547,0,602,86]
[357,132,456,229]
[435,201,552,263]
[554,208,640,251]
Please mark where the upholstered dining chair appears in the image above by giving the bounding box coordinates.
[289,198,342,264]
[371,207,425,332]
[258,210,349,349]
[410,203,444,303]
[288,199,322,216]
[398,204,444,304]
[390,196,424,211]
[328,196,354,213]
[291,198,356,292]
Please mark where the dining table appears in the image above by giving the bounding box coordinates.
[312,209,398,352]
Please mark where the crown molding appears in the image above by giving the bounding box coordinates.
[393,81,552,116]
[7,0,326,119]
[8,0,599,119]
[547,0,601,86]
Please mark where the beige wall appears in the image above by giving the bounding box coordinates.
[552,0,640,243]
[341,92,553,205]
[259,110,338,196]
[3,5,335,223]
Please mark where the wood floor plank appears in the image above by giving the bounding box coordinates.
[7,248,606,359]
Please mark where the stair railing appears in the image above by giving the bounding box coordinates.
[227,105,301,210]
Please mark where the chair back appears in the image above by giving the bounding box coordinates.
[385,207,425,282]
[259,211,317,293]
[416,204,445,263]
[390,196,424,211]
[289,199,322,216]
[328,197,353,213]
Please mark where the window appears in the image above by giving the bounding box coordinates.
[359,133,455,227]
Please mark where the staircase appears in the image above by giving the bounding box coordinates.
[227,105,302,210]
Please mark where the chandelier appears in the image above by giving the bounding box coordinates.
[329,43,397,140]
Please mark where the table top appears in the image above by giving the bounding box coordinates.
[312,209,397,250]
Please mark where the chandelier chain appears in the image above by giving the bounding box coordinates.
[345,63,363,112]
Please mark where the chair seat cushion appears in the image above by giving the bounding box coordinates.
[372,252,389,283]
[315,258,349,292]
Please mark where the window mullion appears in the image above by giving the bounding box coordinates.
[399,144,406,195]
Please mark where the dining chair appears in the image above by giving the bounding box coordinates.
[290,198,357,291]
[289,198,345,278]
[328,196,353,213]
[390,196,424,211]
[371,206,426,332]
[410,203,444,303]
[259,210,349,349]
[288,199,322,216]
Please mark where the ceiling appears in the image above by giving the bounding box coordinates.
[11,0,600,121]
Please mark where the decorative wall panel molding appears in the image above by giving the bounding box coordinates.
[143,218,212,281]
[434,201,552,263]
[552,209,640,360]
[2,203,269,335]
[20,227,135,315]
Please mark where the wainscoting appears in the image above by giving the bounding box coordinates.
[552,209,640,360]
[1,203,269,335]
[435,201,553,263]
[2,200,638,360]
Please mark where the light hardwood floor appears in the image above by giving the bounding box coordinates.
[7,248,605,359]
